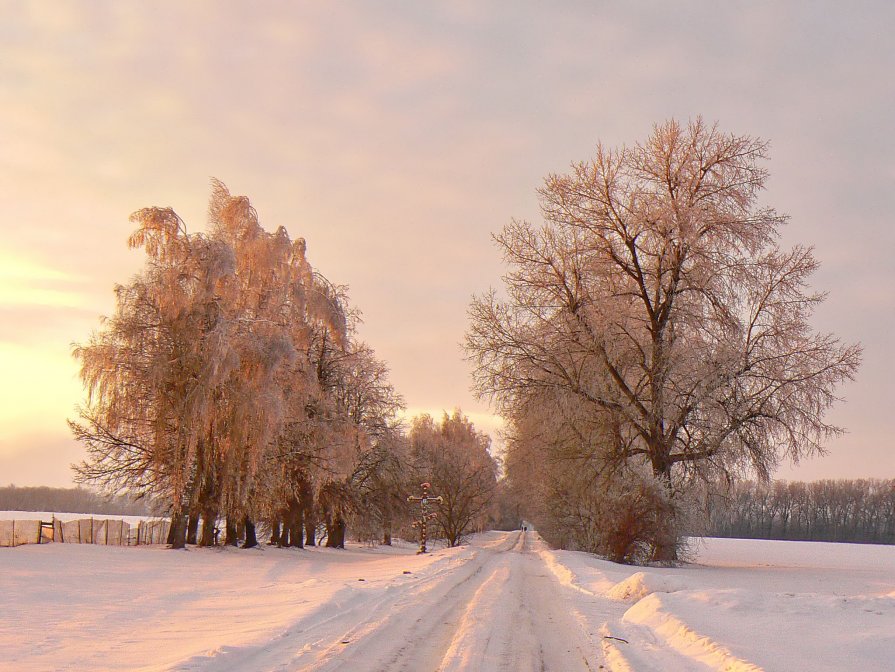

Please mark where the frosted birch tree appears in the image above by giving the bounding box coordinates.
[467,119,861,561]
[72,206,240,547]
[72,181,372,549]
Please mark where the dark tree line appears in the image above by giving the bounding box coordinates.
[0,486,151,517]
[706,479,895,544]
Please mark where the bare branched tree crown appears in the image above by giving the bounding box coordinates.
[409,411,498,547]
[467,119,861,561]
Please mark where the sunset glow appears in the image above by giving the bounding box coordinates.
[1,2,892,487]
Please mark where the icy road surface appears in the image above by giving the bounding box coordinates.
[3,529,894,671]
[288,531,597,672]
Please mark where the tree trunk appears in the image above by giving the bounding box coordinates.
[170,511,187,549]
[199,515,216,547]
[186,512,200,545]
[224,517,239,546]
[243,516,258,548]
[288,499,303,549]
[199,500,219,546]
[649,460,680,563]
[305,517,316,546]
[326,516,346,548]
[300,481,316,546]
[270,520,281,545]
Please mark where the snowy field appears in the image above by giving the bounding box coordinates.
[1,531,893,671]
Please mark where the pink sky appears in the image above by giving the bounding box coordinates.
[1,2,892,487]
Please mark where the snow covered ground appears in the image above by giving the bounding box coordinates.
[547,536,895,671]
[1,531,893,671]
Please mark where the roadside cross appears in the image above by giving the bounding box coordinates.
[407,482,443,554]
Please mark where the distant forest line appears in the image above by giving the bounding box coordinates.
[705,478,895,545]
[0,486,152,517]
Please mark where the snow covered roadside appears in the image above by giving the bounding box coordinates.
[540,537,895,672]
[0,538,464,671]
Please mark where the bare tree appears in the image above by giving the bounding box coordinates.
[409,411,498,547]
[500,389,689,564]
[467,119,861,561]
[332,343,408,545]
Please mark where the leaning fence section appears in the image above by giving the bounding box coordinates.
[0,517,170,547]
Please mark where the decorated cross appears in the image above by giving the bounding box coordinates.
[407,482,443,554]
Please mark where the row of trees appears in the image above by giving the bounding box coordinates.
[71,120,863,564]
[706,479,895,544]
[71,181,497,549]
[468,119,861,563]
[0,485,151,516]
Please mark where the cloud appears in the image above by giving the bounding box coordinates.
[0,252,88,310]
[0,1,891,485]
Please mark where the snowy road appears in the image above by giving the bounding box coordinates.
[308,530,596,672]
[180,530,600,672]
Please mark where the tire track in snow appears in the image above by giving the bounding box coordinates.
[313,530,599,671]
[438,531,599,671]
[179,530,604,671]
[170,541,477,671]
[174,532,520,671]
[308,531,527,672]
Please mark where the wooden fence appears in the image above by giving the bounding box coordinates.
[0,517,171,547]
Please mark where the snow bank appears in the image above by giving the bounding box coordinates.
[622,591,763,671]
[533,537,624,596]
[551,537,895,672]
[606,570,682,601]
[632,587,895,672]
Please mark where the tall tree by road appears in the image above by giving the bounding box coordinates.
[467,119,861,562]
